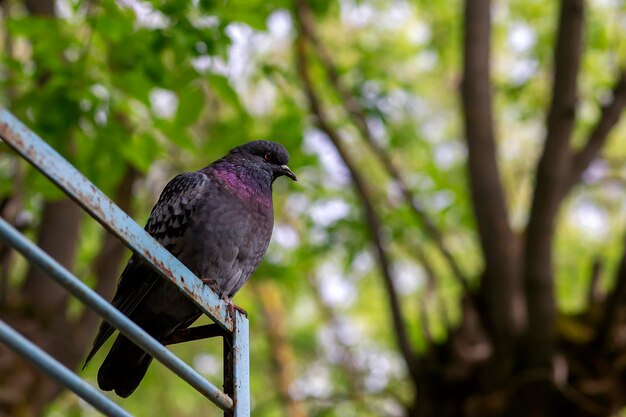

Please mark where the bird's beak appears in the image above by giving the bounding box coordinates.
[280,164,297,181]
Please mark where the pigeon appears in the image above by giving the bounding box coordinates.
[83,140,296,398]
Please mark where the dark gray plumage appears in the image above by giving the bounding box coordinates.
[84,140,296,397]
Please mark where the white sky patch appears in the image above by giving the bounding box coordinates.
[191,56,228,75]
[117,0,170,29]
[429,190,455,212]
[317,325,344,364]
[386,180,404,207]
[90,84,110,101]
[303,129,351,185]
[591,0,619,8]
[504,22,539,85]
[415,50,439,72]
[407,21,431,45]
[95,108,108,125]
[508,22,537,53]
[407,172,434,190]
[434,141,466,170]
[267,9,292,38]
[568,200,610,241]
[291,296,317,326]
[309,226,329,246]
[379,1,412,30]
[362,350,404,392]
[55,0,73,19]
[509,58,539,85]
[352,251,374,276]
[193,354,220,377]
[273,223,300,249]
[317,262,356,307]
[309,199,350,227]
[333,318,362,346]
[285,193,310,215]
[581,159,609,184]
[366,116,388,146]
[290,362,333,400]
[341,0,414,31]
[381,89,429,123]
[88,85,111,126]
[420,116,447,143]
[362,80,381,103]
[340,0,376,28]
[190,15,219,29]
[222,12,292,115]
[149,88,178,119]
[316,318,405,395]
[225,23,256,81]
[242,79,277,116]
[392,261,426,295]
[317,319,364,366]
[192,56,210,72]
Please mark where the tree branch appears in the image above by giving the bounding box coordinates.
[594,236,626,350]
[256,282,310,417]
[586,258,604,306]
[461,0,523,369]
[293,0,469,290]
[24,0,54,15]
[294,31,418,379]
[524,0,585,368]
[569,71,626,188]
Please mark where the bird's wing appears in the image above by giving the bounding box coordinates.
[83,171,210,368]
[144,171,209,253]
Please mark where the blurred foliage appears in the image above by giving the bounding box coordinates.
[1,0,626,416]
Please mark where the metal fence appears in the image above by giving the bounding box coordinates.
[0,108,250,417]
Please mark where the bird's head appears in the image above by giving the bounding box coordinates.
[228,140,297,182]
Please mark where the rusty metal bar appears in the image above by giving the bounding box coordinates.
[0,320,133,417]
[233,312,250,417]
[0,108,251,416]
[0,217,234,411]
[0,107,234,333]
[162,324,227,346]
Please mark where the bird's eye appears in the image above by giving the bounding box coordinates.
[264,152,272,161]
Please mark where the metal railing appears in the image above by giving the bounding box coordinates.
[0,108,249,417]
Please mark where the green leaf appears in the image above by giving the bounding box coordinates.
[120,133,163,172]
[175,83,205,127]
[207,74,242,109]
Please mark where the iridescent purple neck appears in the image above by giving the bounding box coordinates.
[210,165,273,209]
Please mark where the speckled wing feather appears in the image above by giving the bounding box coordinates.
[145,171,209,252]
[83,172,209,367]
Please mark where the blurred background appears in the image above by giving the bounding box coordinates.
[0,0,626,416]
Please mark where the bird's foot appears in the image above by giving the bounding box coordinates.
[201,279,247,318]
[201,277,220,295]
[227,301,248,318]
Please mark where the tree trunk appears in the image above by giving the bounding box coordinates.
[0,199,83,417]
[0,168,137,417]
[293,0,626,415]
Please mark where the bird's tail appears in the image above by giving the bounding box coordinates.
[97,335,153,398]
